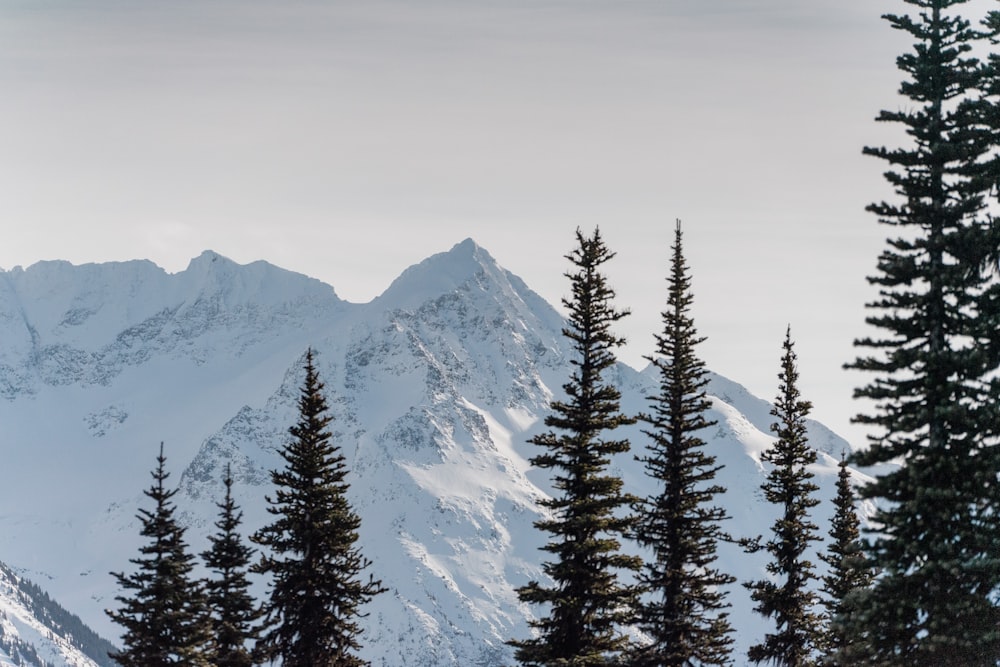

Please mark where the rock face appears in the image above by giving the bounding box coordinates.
[0,239,866,665]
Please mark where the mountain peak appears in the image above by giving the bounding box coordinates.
[0,241,866,666]
[179,250,342,306]
[183,249,237,274]
[373,238,503,310]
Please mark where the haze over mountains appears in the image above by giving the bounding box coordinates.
[0,239,868,666]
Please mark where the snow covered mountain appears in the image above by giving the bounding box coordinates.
[0,239,869,666]
[0,560,115,667]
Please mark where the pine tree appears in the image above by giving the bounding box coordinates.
[201,465,262,667]
[107,443,210,667]
[251,349,386,667]
[511,227,641,667]
[819,456,872,665]
[745,329,823,667]
[844,1,1000,663]
[632,221,734,667]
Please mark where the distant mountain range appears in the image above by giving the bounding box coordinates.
[0,239,869,666]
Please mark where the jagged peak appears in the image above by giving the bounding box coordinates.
[177,250,342,305]
[183,249,234,272]
[373,238,509,311]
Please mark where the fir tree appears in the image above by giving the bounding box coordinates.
[819,456,872,665]
[201,465,262,667]
[511,227,641,667]
[251,349,386,667]
[107,443,210,667]
[632,221,734,667]
[844,0,1000,663]
[745,329,823,667]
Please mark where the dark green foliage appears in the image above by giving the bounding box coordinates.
[0,624,51,667]
[107,444,210,667]
[845,0,1000,663]
[3,561,118,666]
[632,222,735,667]
[819,457,872,665]
[201,466,262,667]
[511,227,642,667]
[251,349,386,667]
[745,330,822,667]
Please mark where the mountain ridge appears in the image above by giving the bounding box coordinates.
[0,560,115,667]
[0,241,865,666]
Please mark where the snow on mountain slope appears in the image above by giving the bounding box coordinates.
[0,239,871,665]
[0,561,114,667]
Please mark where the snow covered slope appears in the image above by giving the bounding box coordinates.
[0,239,870,665]
[0,561,115,667]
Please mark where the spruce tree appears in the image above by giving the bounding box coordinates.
[251,349,386,667]
[201,465,262,667]
[844,0,1000,663]
[745,329,823,667]
[511,227,641,667]
[819,456,871,665]
[107,443,210,667]
[632,221,734,667]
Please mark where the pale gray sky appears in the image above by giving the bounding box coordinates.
[0,0,953,447]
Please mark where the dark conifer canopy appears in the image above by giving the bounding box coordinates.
[632,221,735,667]
[845,0,1000,663]
[745,329,823,667]
[511,227,641,667]
[820,457,872,665]
[251,349,386,667]
[201,465,263,667]
[107,443,210,667]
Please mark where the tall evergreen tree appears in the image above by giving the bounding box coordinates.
[107,443,210,667]
[845,1,1000,663]
[511,227,641,667]
[201,465,262,667]
[745,329,823,667]
[819,456,872,665]
[251,349,386,667]
[632,221,734,667]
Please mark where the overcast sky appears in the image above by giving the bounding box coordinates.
[1,0,965,447]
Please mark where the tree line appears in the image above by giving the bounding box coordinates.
[106,0,1000,664]
[509,225,869,667]
[109,228,857,667]
[512,0,1000,664]
[107,350,385,667]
